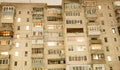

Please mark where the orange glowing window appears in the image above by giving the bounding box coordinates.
[34,23,42,27]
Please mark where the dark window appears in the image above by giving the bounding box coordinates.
[118,26,120,35]
[25,51,28,57]
[67,28,84,33]
[25,43,28,47]
[0,60,2,64]
[18,11,21,14]
[24,61,27,66]
[91,38,97,40]
[109,13,112,17]
[118,56,120,61]
[101,21,104,25]
[104,37,108,42]
[27,11,30,14]
[27,18,29,22]
[106,46,109,52]
[110,67,113,70]
[14,61,17,66]
[114,38,117,42]
[17,26,20,30]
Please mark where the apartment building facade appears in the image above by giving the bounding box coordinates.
[0,0,120,70]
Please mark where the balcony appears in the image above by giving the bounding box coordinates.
[0,31,13,38]
[85,7,97,20]
[1,6,15,23]
[91,54,105,64]
[118,26,120,35]
[114,1,120,7]
[115,9,120,19]
[32,57,44,67]
[32,7,44,23]
[48,58,65,65]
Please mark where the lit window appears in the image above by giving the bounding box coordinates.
[16,35,20,39]
[76,38,84,42]
[107,56,112,61]
[15,42,19,47]
[98,5,102,10]
[15,52,19,56]
[17,18,21,22]
[112,28,116,33]
[0,40,8,45]
[1,52,8,55]
[26,26,30,30]
[47,42,56,46]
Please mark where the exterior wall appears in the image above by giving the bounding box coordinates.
[0,0,120,70]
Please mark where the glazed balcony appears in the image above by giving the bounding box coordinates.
[48,58,65,65]
[118,26,120,35]
[32,7,44,23]
[1,6,15,23]
[114,1,120,7]
[85,7,97,20]
[116,17,120,23]
[32,14,44,22]
[32,58,44,67]
[115,9,120,19]
[0,31,13,38]
[90,43,103,53]
[0,54,10,70]
[91,53,105,64]
[87,22,101,35]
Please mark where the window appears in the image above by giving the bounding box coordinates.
[17,18,21,22]
[101,21,104,25]
[69,56,87,61]
[25,43,28,47]
[118,56,120,61]
[1,52,8,55]
[27,18,29,22]
[27,11,30,14]
[67,28,84,33]
[107,5,110,9]
[25,51,28,57]
[112,28,116,33]
[32,40,43,45]
[92,54,104,60]
[26,26,30,30]
[98,5,102,10]
[15,52,19,56]
[104,37,108,42]
[16,34,20,39]
[24,61,27,66]
[15,42,19,47]
[109,13,112,17]
[26,34,28,38]
[114,38,117,42]
[110,67,113,70]
[17,26,20,30]
[14,61,17,66]
[32,48,43,54]
[48,59,65,64]
[107,56,112,61]
[106,46,109,52]
[0,40,10,45]
[18,11,21,14]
